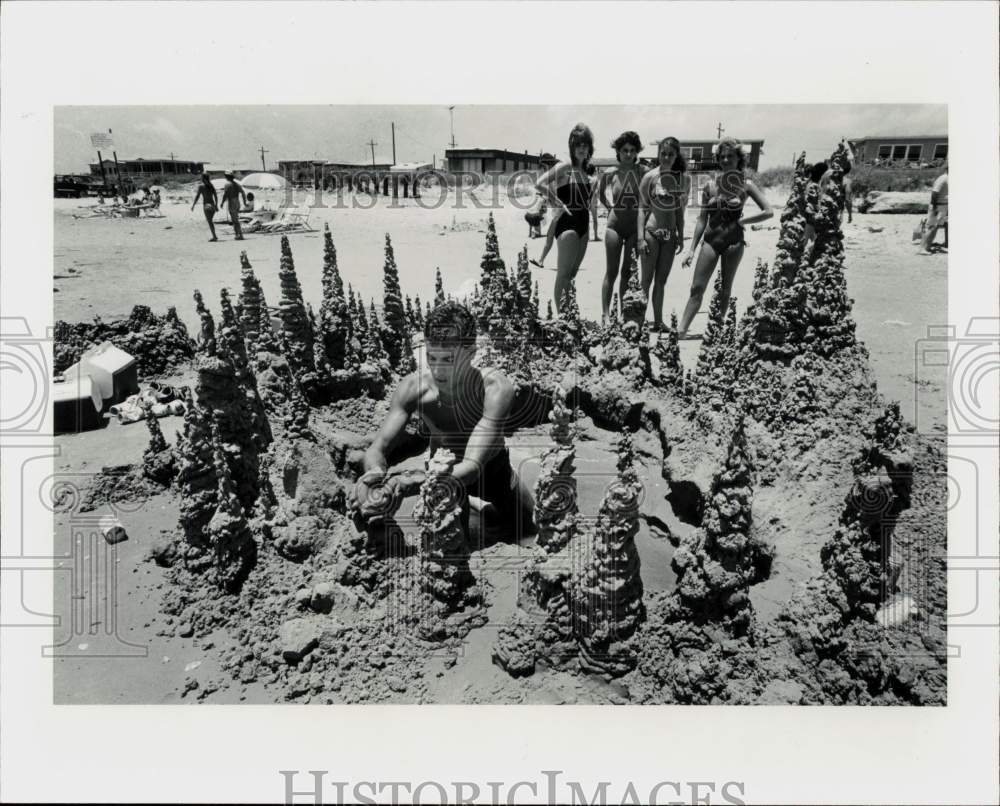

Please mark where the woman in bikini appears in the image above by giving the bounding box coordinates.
[638,136,689,332]
[191,172,219,242]
[597,131,647,322]
[679,137,772,338]
[534,123,597,313]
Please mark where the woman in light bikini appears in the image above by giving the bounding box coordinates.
[191,172,219,242]
[638,136,689,333]
[679,138,772,338]
[597,131,647,322]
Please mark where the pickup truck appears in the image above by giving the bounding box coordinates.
[54,175,93,198]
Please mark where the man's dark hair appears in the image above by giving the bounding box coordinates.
[808,161,829,183]
[424,300,477,349]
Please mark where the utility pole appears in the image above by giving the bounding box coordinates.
[109,128,124,198]
[391,122,396,165]
[259,145,269,171]
[716,122,725,139]
[169,151,176,162]
[367,139,378,167]
[448,106,457,148]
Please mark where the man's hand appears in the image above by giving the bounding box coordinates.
[390,468,426,497]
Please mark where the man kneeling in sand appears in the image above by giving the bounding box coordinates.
[349,301,534,540]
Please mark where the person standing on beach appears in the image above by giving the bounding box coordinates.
[598,131,647,322]
[637,136,688,332]
[918,169,948,255]
[679,138,772,338]
[534,123,598,313]
[219,171,248,241]
[191,172,220,242]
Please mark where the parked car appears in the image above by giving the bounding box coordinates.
[54,175,92,198]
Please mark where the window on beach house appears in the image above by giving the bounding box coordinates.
[877,145,892,160]
[891,144,907,161]
[933,143,948,160]
[907,144,922,161]
[690,147,703,161]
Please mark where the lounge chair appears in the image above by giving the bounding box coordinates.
[257,205,314,234]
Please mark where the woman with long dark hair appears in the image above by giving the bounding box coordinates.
[191,172,219,242]
[638,136,689,331]
[679,137,772,337]
[534,123,597,312]
[597,131,647,321]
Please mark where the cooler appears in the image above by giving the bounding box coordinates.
[80,342,139,407]
[52,371,104,433]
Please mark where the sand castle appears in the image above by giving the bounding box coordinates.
[412,449,485,640]
[65,138,940,703]
[572,431,646,676]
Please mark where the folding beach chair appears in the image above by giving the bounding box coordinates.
[258,205,313,233]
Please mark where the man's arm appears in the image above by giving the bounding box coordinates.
[450,373,514,488]
[363,375,417,474]
[350,375,419,513]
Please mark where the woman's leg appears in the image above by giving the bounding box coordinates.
[203,205,218,240]
[678,243,721,336]
[554,231,583,312]
[619,233,638,301]
[640,231,660,324]
[572,229,589,274]
[717,243,745,318]
[650,240,679,330]
[537,217,559,265]
[602,225,624,320]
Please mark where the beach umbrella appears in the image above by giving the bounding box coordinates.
[238,172,287,191]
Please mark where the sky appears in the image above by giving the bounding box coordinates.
[54,104,947,173]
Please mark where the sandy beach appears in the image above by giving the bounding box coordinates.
[54,187,947,430]
[51,183,949,705]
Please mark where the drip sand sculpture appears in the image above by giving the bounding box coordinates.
[58,143,945,703]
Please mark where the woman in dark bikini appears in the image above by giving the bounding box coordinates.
[534,123,597,313]
[597,131,647,322]
[679,137,772,337]
[638,136,689,332]
[191,172,219,242]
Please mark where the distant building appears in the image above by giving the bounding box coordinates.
[204,164,263,179]
[89,157,204,179]
[849,135,948,166]
[676,139,764,172]
[445,148,548,175]
[277,159,393,189]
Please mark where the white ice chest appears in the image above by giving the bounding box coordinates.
[52,368,104,433]
[79,341,139,406]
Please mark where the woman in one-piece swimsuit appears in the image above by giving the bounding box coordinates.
[534,123,597,313]
[679,137,773,338]
[638,136,690,332]
[597,131,647,322]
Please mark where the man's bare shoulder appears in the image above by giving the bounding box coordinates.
[393,368,437,409]
[479,367,515,411]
